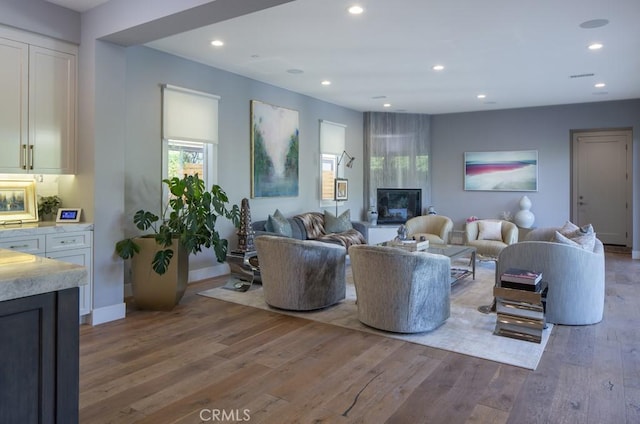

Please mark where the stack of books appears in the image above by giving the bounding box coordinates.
[384,239,429,251]
[493,268,547,343]
[500,268,543,291]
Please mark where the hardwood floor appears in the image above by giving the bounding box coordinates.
[79,253,640,423]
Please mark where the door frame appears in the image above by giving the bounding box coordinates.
[570,128,633,247]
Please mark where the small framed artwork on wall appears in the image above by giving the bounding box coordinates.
[334,178,348,201]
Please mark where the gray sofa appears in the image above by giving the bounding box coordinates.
[496,227,605,325]
[251,211,368,248]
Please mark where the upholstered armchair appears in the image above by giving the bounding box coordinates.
[255,235,346,311]
[405,215,454,244]
[348,244,451,333]
[497,227,605,325]
[464,219,518,260]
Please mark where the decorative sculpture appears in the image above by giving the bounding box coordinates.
[514,195,535,228]
[235,198,255,253]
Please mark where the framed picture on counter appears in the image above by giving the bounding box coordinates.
[0,180,38,224]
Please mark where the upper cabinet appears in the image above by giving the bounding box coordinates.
[0,27,77,174]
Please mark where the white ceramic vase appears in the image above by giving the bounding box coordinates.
[514,195,535,228]
[367,207,378,225]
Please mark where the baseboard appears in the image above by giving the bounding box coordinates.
[633,250,640,260]
[189,262,230,282]
[90,302,126,325]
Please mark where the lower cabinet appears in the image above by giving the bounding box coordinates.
[0,229,92,318]
[0,288,79,424]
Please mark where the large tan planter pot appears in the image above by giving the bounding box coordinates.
[130,236,188,310]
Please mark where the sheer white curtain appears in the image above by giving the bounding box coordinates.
[364,112,431,213]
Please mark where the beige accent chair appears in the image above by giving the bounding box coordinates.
[464,219,518,260]
[497,227,605,325]
[405,215,454,244]
[255,235,346,311]
[348,244,451,333]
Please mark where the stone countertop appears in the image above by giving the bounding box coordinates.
[0,249,88,302]
[0,222,93,238]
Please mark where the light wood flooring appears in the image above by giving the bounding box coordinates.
[79,252,640,423]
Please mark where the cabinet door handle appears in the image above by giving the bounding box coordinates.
[29,145,34,170]
[60,240,77,244]
[22,144,28,170]
[9,244,30,249]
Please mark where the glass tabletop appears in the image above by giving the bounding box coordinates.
[425,244,476,258]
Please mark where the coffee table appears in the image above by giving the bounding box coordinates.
[425,244,476,284]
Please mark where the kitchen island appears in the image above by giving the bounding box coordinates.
[0,248,87,424]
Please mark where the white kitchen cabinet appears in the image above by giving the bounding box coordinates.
[0,234,45,256]
[0,225,93,318]
[0,26,77,174]
[0,37,28,172]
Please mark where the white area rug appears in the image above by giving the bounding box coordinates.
[199,260,552,370]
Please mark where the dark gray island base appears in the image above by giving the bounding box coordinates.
[0,249,87,424]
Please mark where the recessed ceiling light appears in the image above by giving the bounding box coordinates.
[210,39,224,47]
[579,19,609,29]
[348,5,364,15]
[588,43,603,50]
[594,82,606,88]
[477,94,486,99]
[383,103,391,108]
[321,80,331,86]
[432,65,445,71]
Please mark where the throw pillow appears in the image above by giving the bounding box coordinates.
[554,221,596,251]
[477,220,502,241]
[552,230,580,247]
[558,220,580,237]
[324,209,353,234]
[265,209,292,237]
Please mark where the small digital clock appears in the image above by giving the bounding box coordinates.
[56,208,82,223]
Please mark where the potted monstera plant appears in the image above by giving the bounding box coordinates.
[115,174,240,310]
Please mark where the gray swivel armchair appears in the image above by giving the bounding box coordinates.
[348,244,451,333]
[255,235,346,311]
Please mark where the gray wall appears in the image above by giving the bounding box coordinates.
[124,45,364,271]
[431,99,640,249]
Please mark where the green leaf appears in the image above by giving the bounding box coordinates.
[152,249,174,275]
[133,210,159,231]
[114,238,140,259]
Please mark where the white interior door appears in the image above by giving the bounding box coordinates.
[572,130,632,246]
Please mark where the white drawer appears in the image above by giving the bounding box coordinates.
[45,231,92,252]
[0,234,46,254]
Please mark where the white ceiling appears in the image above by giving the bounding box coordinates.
[45,0,109,13]
[49,0,640,114]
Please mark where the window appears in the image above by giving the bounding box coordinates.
[321,153,338,201]
[161,84,219,201]
[319,120,346,206]
[164,139,214,178]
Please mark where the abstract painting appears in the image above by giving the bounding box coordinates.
[464,150,538,191]
[251,100,299,198]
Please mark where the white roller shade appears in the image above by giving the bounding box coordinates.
[162,84,220,144]
[320,120,346,154]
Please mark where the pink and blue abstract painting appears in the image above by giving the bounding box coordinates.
[464,150,538,191]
